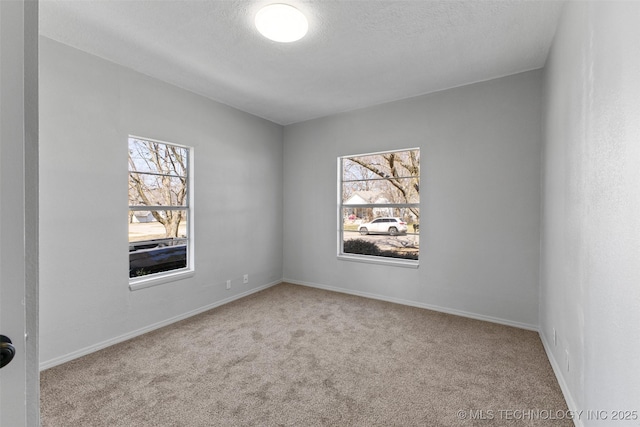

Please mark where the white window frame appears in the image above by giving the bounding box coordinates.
[128,135,195,290]
[337,148,420,268]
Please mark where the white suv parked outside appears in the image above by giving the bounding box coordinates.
[357,217,408,236]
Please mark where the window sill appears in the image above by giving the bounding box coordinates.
[129,269,195,291]
[337,254,419,269]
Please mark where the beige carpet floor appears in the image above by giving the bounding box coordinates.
[41,283,570,426]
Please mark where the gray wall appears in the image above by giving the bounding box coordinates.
[541,1,640,420]
[283,70,543,329]
[39,37,284,367]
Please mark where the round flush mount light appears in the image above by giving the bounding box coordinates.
[255,4,308,43]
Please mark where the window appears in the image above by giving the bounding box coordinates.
[128,136,192,283]
[339,148,420,266]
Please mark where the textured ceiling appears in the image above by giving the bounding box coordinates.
[39,0,564,125]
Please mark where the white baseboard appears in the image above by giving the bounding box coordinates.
[39,280,281,371]
[283,278,539,331]
[539,331,582,427]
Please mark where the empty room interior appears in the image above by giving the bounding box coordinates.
[11,0,640,425]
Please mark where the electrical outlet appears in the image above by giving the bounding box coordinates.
[565,349,570,372]
[553,328,557,346]
[243,274,249,284]
[226,280,231,290]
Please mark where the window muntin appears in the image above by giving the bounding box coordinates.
[339,148,420,264]
[128,137,191,279]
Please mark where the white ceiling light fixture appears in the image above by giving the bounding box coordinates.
[255,3,308,43]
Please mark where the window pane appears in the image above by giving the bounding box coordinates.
[343,150,420,181]
[129,210,188,243]
[129,173,188,207]
[129,244,187,278]
[129,209,188,278]
[129,138,187,177]
[341,207,419,261]
[342,176,419,204]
